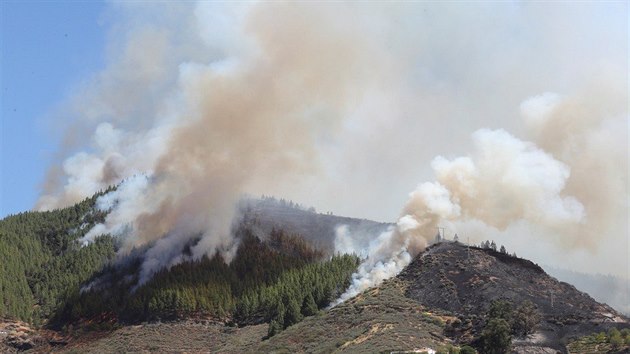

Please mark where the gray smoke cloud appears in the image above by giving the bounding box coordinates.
[37,3,627,287]
[38,2,404,283]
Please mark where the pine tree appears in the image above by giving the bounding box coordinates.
[268,319,282,337]
[301,293,318,317]
[273,301,286,329]
[284,295,303,327]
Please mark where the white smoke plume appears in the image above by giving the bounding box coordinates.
[336,103,626,302]
[37,3,627,288]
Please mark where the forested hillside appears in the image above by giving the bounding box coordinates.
[0,194,360,338]
[54,227,358,337]
[0,190,115,324]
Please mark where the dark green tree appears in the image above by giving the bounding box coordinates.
[301,293,318,317]
[481,318,512,354]
[284,295,303,328]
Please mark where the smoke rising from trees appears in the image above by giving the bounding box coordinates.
[36,3,627,286]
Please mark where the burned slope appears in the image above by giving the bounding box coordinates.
[398,241,628,351]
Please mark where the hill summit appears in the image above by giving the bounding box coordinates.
[400,241,627,351]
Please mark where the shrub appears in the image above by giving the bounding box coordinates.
[488,300,513,323]
[609,333,623,349]
[609,328,623,349]
[459,346,477,354]
[595,331,607,342]
[512,300,541,337]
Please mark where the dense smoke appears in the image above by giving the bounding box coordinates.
[336,120,598,301]
[37,2,627,288]
[37,3,397,283]
[336,84,627,301]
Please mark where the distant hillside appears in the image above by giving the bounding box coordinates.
[544,266,630,316]
[240,197,391,254]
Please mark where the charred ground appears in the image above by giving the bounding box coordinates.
[398,242,628,352]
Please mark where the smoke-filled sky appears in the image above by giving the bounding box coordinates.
[2,2,628,281]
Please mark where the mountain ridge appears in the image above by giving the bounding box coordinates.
[2,196,629,353]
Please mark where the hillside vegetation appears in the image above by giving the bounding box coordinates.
[3,196,628,354]
[0,194,360,342]
[55,227,359,335]
[0,191,115,324]
[258,277,458,353]
[567,328,630,353]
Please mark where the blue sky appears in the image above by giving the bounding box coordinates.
[1,1,106,217]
